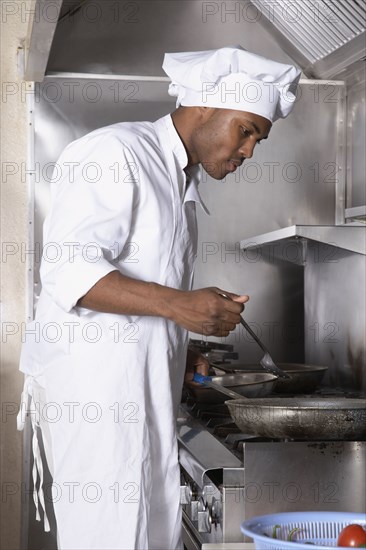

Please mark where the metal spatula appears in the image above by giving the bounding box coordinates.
[239,316,291,379]
[219,293,291,380]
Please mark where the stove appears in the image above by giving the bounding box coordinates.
[177,398,366,549]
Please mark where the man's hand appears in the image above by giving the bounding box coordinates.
[184,346,210,384]
[166,288,249,337]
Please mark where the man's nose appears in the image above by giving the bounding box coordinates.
[239,140,256,159]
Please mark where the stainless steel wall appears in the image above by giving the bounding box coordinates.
[346,65,366,208]
[305,243,366,392]
[303,61,366,392]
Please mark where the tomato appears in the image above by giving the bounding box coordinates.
[337,524,366,547]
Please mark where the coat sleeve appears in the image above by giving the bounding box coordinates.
[40,132,140,313]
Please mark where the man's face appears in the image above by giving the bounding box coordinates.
[191,108,272,180]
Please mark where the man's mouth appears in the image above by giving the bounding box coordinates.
[227,159,243,173]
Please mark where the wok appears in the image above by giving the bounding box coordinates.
[211,362,328,394]
[226,397,366,440]
[185,372,277,404]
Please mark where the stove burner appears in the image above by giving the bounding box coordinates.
[181,398,285,459]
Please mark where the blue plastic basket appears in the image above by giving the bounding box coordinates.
[241,511,366,549]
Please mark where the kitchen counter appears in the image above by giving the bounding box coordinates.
[202,544,255,549]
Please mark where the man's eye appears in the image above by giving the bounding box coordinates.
[257,140,262,145]
[241,127,250,137]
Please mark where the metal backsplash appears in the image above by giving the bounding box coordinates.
[346,64,366,210]
[305,243,366,392]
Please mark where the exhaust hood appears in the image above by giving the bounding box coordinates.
[24,1,365,82]
[249,0,366,78]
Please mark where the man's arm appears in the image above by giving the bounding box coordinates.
[77,270,249,337]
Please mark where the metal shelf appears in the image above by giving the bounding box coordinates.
[240,225,366,256]
[345,206,366,223]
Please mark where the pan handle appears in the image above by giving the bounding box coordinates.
[193,373,245,400]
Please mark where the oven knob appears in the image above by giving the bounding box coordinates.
[197,505,212,533]
[190,500,199,521]
[211,497,222,526]
[180,484,192,505]
[202,484,215,506]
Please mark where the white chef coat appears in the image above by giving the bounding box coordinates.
[18,114,208,550]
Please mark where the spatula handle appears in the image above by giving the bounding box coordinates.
[218,292,268,354]
[239,317,268,354]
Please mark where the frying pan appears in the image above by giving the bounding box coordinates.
[211,363,328,394]
[191,375,366,440]
[225,397,366,440]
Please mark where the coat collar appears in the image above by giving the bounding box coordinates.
[164,114,189,172]
[161,115,209,215]
[154,114,209,214]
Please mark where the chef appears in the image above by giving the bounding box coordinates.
[18,46,301,549]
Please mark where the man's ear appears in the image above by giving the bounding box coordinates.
[197,106,216,120]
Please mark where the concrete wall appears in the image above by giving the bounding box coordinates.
[1,2,32,548]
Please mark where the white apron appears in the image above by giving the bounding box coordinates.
[18,114,208,549]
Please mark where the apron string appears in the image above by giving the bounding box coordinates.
[17,376,51,532]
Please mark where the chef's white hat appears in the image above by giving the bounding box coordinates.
[163,46,301,122]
